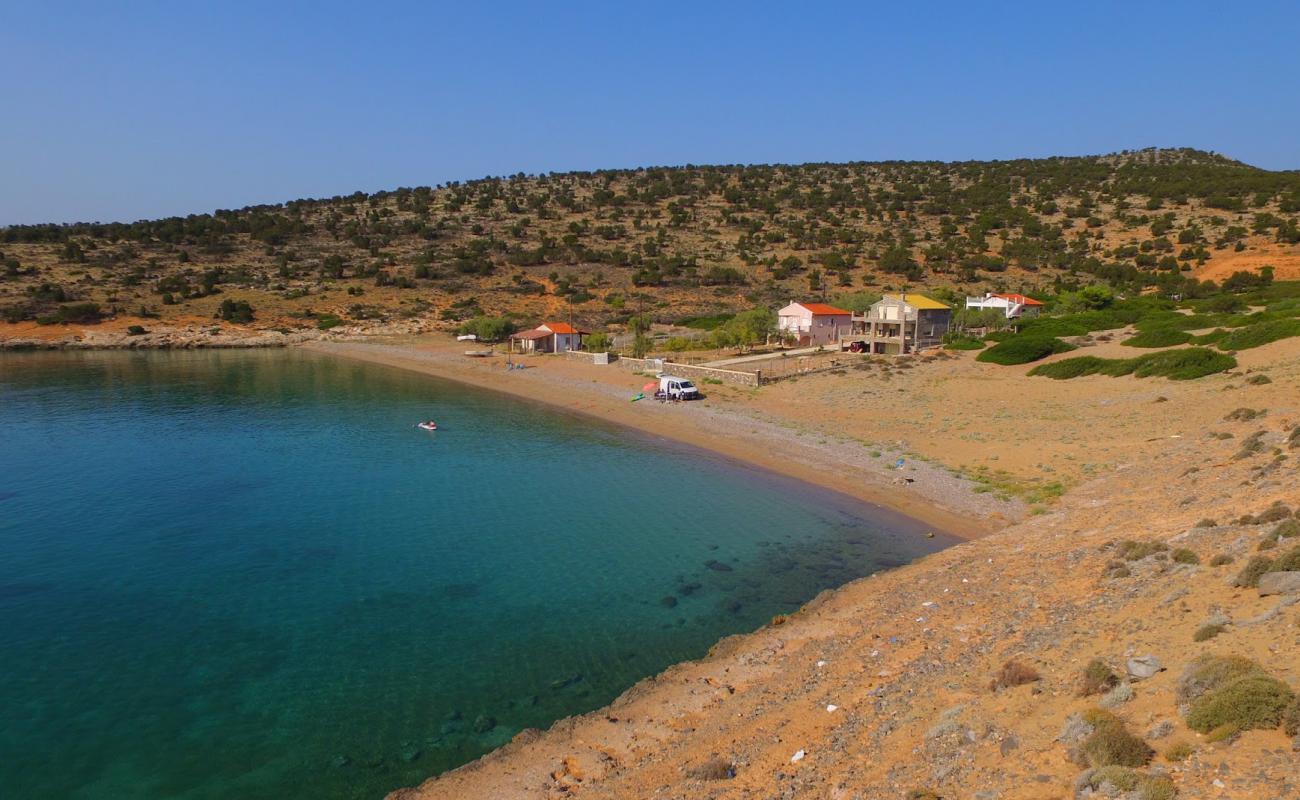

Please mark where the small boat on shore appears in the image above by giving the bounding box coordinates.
[464,349,493,357]
[417,421,438,431]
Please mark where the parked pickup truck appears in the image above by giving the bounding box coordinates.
[657,376,701,401]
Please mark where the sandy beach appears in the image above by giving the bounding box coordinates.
[310,334,1300,800]
[304,338,1020,538]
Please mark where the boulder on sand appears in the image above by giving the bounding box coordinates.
[1258,571,1300,596]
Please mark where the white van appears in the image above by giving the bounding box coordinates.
[658,376,701,400]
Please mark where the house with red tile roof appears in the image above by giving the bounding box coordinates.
[507,321,588,353]
[964,292,1045,319]
[777,301,853,346]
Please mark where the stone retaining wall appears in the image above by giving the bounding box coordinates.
[557,350,759,386]
[660,361,761,387]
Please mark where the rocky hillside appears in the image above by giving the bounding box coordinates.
[3,148,1300,337]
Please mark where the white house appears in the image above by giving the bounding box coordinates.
[964,292,1044,319]
[507,321,586,354]
[777,302,852,346]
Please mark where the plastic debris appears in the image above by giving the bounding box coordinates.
[826,704,838,713]
[791,749,805,763]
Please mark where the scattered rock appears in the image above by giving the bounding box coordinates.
[551,673,583,690]
[1126,655,1163,680]
[1258,571,1300,596]
[705,560,733,572]
[329,754,351,768]
[660,595,678,608]
[472,714,497,733]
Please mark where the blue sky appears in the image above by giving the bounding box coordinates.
[2,1,1297,224]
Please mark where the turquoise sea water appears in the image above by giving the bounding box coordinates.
[0,350,953,799]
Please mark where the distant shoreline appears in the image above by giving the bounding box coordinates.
[302,337,1006,540]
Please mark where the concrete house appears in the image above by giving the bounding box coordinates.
[777,302,852,346]
[508,322,586,354]
[843,293,951,355]
[964,292,1044,319]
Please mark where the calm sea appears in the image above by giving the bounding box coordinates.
[0,349,952,799]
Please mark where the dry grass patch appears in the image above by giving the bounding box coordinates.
[990,659,1040,691]
[1080,658,1120,696]
[1085,766,1177,800]
[1193,623,1226,642]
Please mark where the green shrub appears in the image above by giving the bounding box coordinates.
[1115,540,1169,561]
[1123,327,1193,348]
[677,313,733,330]
[1190,328,1229,345]
[1235,556,1274,589]
[1209,553,1233,566]
[583,331,612,351]
[943,335,985,351]
[456,315,516,341]
[316,314,343,330]
[217,299,254,323]
[1084,766,1175,799]
[1271,544,1300,572]
[1194,518,1218,528]
[1284,696,1300,737]
[1163,741,1193,762]
[1171,548,1200,564]
[1276,519,1300,538]
[1029,348,1236,381]
[1193,623,1225,642]
[976,335,1075,365]
[1177,655,1265,704]
[1186,675,1295,733]
[1087,765,1140,791]
[126,325,147,336]
[1079,709,1154,768]
[1255,502,1293,523]
[1216,318,1300,350]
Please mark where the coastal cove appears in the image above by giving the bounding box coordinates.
[0,349,958,800]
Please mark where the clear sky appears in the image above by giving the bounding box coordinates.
[3,1,1298,225]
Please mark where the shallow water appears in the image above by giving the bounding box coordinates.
[0,349,954,799]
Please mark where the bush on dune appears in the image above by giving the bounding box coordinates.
[976,335,1075,365]
[1028,348,1235,380]
[1215,318,1300,351]
[1123,327,1193,348]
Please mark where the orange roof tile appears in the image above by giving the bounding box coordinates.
[993,293,1044,306]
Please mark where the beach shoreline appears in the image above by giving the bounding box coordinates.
[302,337,1013,539]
